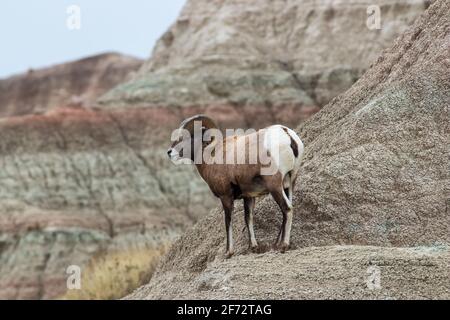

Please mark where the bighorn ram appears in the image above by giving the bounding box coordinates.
[168,115,304,258]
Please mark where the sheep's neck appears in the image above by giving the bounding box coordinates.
[194,140,221,179]
[195,162,207,177]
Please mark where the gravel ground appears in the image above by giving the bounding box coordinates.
[127,245,449,300]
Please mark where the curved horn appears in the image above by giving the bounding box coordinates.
[180,114,218,135]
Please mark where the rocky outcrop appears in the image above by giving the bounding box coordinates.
[0,53,142,118]
[100,0,428,124]
[131,0,449,299]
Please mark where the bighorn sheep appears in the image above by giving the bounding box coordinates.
[168,115,304,258]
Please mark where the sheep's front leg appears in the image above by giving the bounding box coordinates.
[244,197,258,251]
[221,196,234,258]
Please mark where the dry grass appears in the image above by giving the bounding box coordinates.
[61,245,168,300]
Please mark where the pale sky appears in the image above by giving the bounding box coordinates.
[0,0,186,78]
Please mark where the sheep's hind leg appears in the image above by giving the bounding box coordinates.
[221,196,235,258]
[275,224,284,247]
[274,209,286,250]
[270,189,293,253]
[244,197,258,252]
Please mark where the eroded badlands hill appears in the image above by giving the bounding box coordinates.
[0,53,142,118]
[101,0,429,125]
[128,0,449,299]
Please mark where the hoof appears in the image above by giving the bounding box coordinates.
[225,251,234,259]
[250,245,259,253]
[279,243,290,253]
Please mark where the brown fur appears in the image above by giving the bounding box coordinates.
[196,130,282,199]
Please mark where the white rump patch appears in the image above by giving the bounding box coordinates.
[263,125,302,177]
